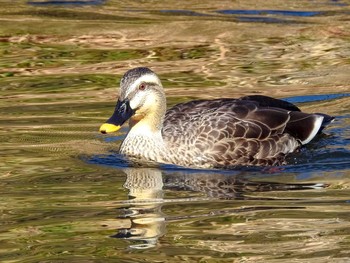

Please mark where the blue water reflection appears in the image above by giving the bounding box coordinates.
[284,93,350,104]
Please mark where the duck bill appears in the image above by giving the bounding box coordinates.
[99,99,135,134]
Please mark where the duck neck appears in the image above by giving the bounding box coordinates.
[129,89,166,136]
[120,92,167,162]
[130,111,164,135]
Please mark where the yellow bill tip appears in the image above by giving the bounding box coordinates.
[99,123,121,134]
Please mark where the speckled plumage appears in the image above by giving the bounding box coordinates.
[101,67,333,168]
[161,99,300,167]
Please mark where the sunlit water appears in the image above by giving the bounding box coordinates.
[1,0,350,262]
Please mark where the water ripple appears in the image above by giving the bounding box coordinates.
[27,0,106,6]
[216,9,322,17]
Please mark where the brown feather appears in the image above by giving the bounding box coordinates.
[161,97,331,167]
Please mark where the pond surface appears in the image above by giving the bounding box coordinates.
[1,0,350,262]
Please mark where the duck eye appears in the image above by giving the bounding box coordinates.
[139,83,146,90]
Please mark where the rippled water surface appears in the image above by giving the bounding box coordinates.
[1,0,350,262]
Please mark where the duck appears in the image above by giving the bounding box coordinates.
[99,67,334,168]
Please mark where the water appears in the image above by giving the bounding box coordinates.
[1,0,350,262]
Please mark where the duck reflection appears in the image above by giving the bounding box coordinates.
[111,168,165,249]
[111,167,325,249]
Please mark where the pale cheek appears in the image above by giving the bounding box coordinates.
[143,97,157,111]
[130,92,156,113]
[129,97,141,110]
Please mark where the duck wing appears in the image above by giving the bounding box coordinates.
[163,97,328,167]
[239,95,301,111]
[240,95,334,132]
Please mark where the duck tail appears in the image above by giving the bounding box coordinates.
[300,114,324,145]
[315,113,335,132]
[286,112,334,145]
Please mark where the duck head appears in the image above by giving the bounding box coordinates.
[99,67,166,134]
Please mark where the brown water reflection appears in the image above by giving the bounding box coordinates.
[0,0,350,262]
